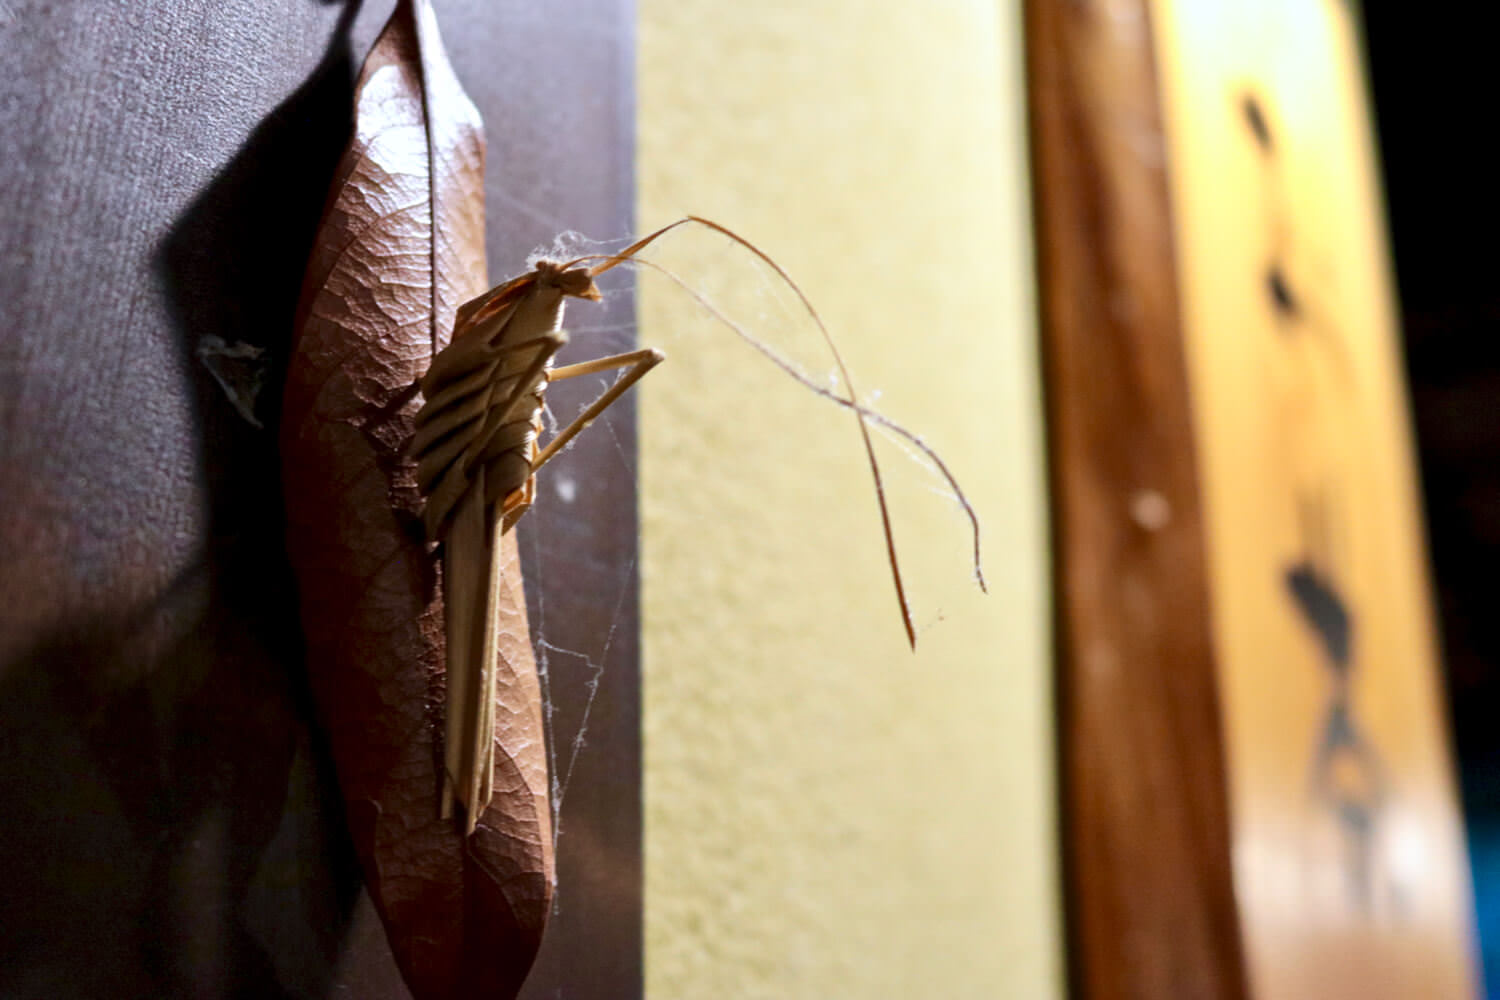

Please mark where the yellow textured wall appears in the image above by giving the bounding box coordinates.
[637,2,1062,997]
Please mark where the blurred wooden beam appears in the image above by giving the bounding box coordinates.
[1148,3,1478,996]
[1024,1,1251,997]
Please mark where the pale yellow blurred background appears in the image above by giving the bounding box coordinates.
[636,2,1063,997]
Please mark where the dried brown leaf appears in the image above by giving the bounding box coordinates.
[280,2,552,996]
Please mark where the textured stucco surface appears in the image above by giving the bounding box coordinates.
[637,2,1062,997]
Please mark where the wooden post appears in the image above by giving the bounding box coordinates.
[1026,1,1251,996]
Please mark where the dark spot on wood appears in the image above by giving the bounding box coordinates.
[1241,92,1273,153]
[1285,561,1351,669]
[1267,265,1300,319]
[1287,559,1387,909]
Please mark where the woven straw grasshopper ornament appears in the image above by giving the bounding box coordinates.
[412,253,661,831]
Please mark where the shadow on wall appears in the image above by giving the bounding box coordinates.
[0,3,386,998]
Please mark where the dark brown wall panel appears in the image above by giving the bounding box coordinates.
[0,2,639,997]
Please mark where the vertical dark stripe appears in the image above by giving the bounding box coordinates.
[1024,2,1250,997]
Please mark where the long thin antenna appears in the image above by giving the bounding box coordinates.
[569,217,989,647]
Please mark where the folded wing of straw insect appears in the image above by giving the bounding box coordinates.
[411,261,662,834]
